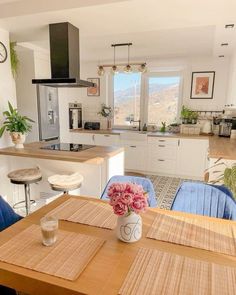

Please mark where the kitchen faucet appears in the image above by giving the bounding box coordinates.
[130,119,141,131]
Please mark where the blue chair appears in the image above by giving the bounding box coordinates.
[0,196,22,295]
[0,196,22,232]
[101,175,157,207]
[171,182,236,220]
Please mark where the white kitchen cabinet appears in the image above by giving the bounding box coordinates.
[177,138,209,179]
[125,145,147,171]
[94,134,119,146]
[71,133,95,145]
[147,138,178,174]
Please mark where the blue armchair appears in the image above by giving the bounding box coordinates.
[0,196,22,232]
[171,182,236,220]
[101,175,157,207]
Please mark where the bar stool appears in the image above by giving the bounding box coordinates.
[48,172,84,194]
[8,167,42,215]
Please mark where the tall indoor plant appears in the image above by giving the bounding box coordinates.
[0,101,34,148]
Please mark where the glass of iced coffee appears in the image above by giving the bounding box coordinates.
[40,216,58,246]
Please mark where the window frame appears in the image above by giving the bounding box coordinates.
[109,70,183,129]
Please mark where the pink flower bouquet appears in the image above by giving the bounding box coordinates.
[107,182,149,216]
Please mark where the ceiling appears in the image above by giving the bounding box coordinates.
[0,0,236,62]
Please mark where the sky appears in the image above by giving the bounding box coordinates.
[114,73,180,91]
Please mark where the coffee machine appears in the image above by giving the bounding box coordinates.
[69,103,82,129]
[219,119,232,137]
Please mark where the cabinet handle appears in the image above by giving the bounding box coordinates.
[158,145,165,147]
[92,135,95,141]
[178,139,180,146]
[158,140,165,142]
[130,146,137,148]
[104,135,110,137]
[158,159,165,162]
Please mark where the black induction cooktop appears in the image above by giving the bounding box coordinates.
[41,143,95,152]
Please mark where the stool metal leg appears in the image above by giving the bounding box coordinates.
[25,183,31,216]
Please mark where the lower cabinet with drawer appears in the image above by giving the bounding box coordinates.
[94,134,119,146]
[147,138,178,175]
[125,145,147,172]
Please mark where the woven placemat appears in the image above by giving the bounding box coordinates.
[0,224,104,281]
[147,212,236,256]
[119,247,236,295]
[47,198,117,230]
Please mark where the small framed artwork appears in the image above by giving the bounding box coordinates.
[190,71,215,99]
[87,78,100,96]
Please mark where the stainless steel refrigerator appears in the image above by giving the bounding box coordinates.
[37,85,60,141]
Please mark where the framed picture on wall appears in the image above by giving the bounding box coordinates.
[87,78,100,96]
[190,71,215,99]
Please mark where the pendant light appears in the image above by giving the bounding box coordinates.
[97,65,105,76]
[97,43,147,75]
[111,45,119,75]
[138,63,147,73]
[124,44,132,73]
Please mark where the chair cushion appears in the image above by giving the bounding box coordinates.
[0,196,22,232]
[48,172,84,189]
[8,168,42,182]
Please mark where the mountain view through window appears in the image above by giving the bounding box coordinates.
[113,73,181,126]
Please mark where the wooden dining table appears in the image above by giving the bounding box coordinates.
[0,195,236,295]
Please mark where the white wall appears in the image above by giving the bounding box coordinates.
[226,52,236,106]
[0,28,17,203]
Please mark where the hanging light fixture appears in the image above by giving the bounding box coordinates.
[97,43,147,75]
[138,63,147,73]
[111,45,119,75]
[97,65,105,76]
[124,44,132,73]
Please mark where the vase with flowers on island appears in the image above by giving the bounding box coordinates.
[98,104,113,130]
[0,101,34,149]
[107,182,148,243]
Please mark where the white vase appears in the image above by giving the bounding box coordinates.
[116,212,142,243]
[10,132,26,149]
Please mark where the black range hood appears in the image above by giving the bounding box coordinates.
[32,22,94,88]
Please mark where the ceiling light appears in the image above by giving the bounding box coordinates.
[221,43,229,46]
[225,24,234,29]
[97,66,105,76]
[111,65,119,75]
[219,55,225,58]
[138,63,147,73]
[97,43,147,75]
[124,64,132,73]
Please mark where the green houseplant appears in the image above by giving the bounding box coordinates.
[98,104,113,130]
[10,42,19,78]
[0,101,34,148]
[205,159,236,199]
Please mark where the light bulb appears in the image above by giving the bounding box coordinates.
[111,65,119,75]
[124,64,132,73]
[138,63,147,73]
[97,66,105,76]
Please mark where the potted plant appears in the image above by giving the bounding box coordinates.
[189,111,199,124]
[98,104,113,130]
[160,121,166,133]
[107,182,148,243]
[180,106,191,124]
[0,101,34,148]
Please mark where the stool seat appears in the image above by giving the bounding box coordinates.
[48,172,83,192]
[8,168,42,184]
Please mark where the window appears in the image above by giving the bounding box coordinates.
[146,75,181,125]
[112,71,182,128]
[113,73,141,127]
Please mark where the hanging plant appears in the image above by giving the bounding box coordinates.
[10,42,19,78]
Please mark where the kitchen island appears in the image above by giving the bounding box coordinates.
[0,141,124,204]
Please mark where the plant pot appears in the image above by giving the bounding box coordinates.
[116,211,142,243]
[10,132,26,149]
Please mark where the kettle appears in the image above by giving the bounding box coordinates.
[202,120,212,134]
